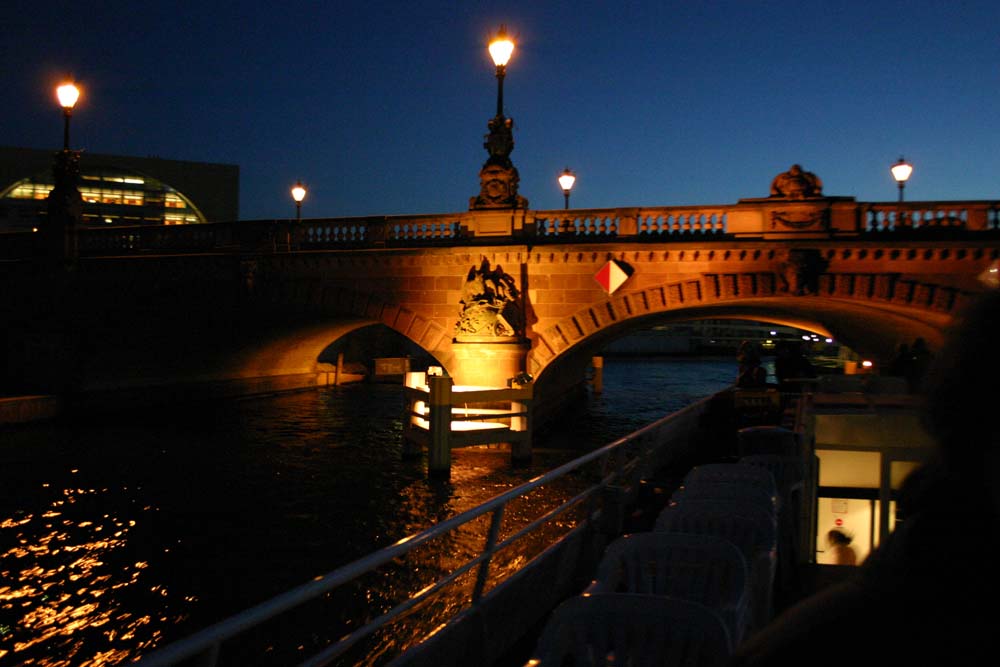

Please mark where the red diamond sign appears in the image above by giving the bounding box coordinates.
[594,259,630,295]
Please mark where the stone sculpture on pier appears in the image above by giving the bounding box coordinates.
[455,258,523,338]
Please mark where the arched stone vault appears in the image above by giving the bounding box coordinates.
[527,270,968,386]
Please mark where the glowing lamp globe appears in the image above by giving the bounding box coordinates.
[558,168,576,193]
[890,158,912,184]
[489,28,514,67]
[57,83,80,110]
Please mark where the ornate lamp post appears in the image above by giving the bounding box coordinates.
[558,167,576,209]
[291,181,307,221]
[890,157,913,203]
[46,82,83,266]
[470,25,527,210]
[56,83,80,150]
[489,26,514,117]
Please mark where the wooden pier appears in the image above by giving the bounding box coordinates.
[402,370,533,477]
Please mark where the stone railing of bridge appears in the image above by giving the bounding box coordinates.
[3,199,999,260]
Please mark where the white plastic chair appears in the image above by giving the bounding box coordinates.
[528,593,733,667]
[737,425,801,458]
[670,480,778,516]
[654,501,777,633]
[680,464,779,515]
[741,454,807,591]
[587,532,750,644]
[683,463,778,498]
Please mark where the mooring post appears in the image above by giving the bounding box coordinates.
[510,384,533,466]
[401,371,425,459]
[428,374,454,477]
[335,352,344,386]
[592,356,604,394]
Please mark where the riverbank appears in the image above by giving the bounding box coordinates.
[0,394,61,424]
[0,370,368,426]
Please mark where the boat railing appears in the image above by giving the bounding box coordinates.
[133,393,716,667]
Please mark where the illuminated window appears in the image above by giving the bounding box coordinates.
[80,189,102,204]
[8,184,53,200]
[164,193,186,209]
[1,166,206,227]
[123,191,144,206]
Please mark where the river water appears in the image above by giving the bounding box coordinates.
[0,357,736,667]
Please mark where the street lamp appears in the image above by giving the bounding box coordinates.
[470,25,526,210]
[558,168,576,209]
[291,181,307,221]
[489,25,514,118]
[890,157,912,203]
[56,82,80,150]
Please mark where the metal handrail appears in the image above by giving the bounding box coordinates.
[133,395,713,667]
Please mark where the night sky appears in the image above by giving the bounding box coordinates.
[4,1,1000,220]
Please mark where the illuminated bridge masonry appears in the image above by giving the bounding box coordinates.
[3,194,999,413]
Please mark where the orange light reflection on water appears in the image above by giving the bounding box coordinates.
[1,485,188,666]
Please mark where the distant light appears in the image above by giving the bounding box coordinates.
[104,217,113,223]
[890,157,913,184]
[122,177,145,184]
[861,360,874,368]
[825,338,834,343]
[31,227,38,233]
[558,168,576,193]
[802,335,811,340]
[489,26,514,67]
[769,331,777,336]
[57,83,80,110]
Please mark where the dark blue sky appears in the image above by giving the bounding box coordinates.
[4,1,1000,220]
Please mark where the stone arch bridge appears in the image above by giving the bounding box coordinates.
[3,194,999,418]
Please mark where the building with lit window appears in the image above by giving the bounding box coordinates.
[0,146,238,232]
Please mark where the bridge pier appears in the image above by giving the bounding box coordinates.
[449,339,530,388]
[591,356,604,394]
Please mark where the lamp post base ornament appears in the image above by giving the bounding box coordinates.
[45,149,83,266]
[470,115,528,210]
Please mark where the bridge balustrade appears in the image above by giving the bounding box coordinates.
[864,201,1000,233]
[303,220,369,245]
[535,211,620,237]
[77,223,235,255]
[4,199,1000,260]
[637,208,728,236]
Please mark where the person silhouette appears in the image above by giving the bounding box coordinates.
[906,337,932,394]
[736,340,767,388]
[826,529,857,566]
[888,342,910,378]
[730,289,1000,666]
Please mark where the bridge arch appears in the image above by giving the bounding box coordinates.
[528,270,973,387]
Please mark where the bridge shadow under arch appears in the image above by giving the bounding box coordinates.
[528,285,956,411]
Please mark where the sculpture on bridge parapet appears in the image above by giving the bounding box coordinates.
[779,248,829,296]
[770,164,824,200]
[455,258,523,338]
[470,116,529,210]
